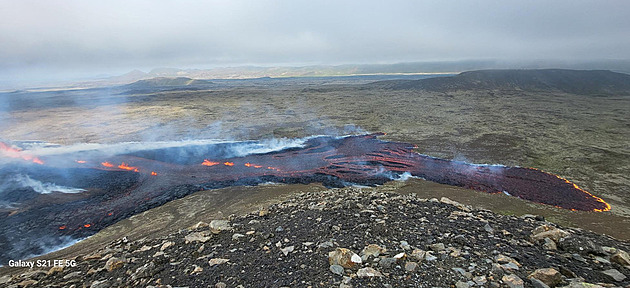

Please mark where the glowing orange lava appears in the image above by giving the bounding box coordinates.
[151,171,158,176]
[202,159,220,166]
[75,160,87,164]
[0,142,44,165]
[118,162,139,172]
[83,224,91,228]
[223,162,234,166]
[529,167,611,212]
[58,225,66,230]
[244,163,253,167]
[101,162,114,168]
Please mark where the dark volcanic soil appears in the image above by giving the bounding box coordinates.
[3,189,629,288]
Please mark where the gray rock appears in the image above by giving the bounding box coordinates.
[215,283,227,288]
[473,276,487,285]
[530,278,550,288]
[0,275,11,285]
[429,243,446,251]
[328,248,361,268]
[63,271,82,279]
[318,241,334,248]
[361,244,386,258]
[404,261,418,272]
[232,233,245,241]
[104,257,125,271]
[132,262,158,280]
[543,238,557,250]
[558,266,577,279]
[330,264,344,276]
[280,245,295,256]
[410,249,426,261]
[356,267,383,277]
[91,280,110,288]
[600,269,626,282]
[527,268,562,287]
[531,225,569,242]
[502,274,524,288]
[425,251,438,261]
[501,262,520,271]
[185,232,212,243]
[379,257,397,268]
[610,250,630,266]
[562,282,605,288]
[558,236,603,255]
[484,223,494,233]
[490,263,504,278]
[593,256,610,264]
[455,280,471,288]
[208,258,229,267]
[209,219,231,233]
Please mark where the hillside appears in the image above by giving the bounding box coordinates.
[124,77,213,88]
[2,189,629,287]
[371,69,630,95]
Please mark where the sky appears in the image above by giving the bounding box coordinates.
[1,0,629,86]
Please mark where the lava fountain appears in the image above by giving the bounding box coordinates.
[0,134,610,263]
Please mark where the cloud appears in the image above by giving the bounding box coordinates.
[1,0,629,84]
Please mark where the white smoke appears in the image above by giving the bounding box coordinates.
[394,172,422,181]
[20,136,330,158]
[9,174,85,194]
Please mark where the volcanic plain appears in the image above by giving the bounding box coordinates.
[1,70,629,283]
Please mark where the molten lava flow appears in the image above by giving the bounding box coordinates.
[2,133,613,266]
[0,142,44,165]
[75,160,86,164]
[118,162,139,172]
[151,171,158,176]
[202,159,220,166]
[528,167,611,212]
[101,161,114,168]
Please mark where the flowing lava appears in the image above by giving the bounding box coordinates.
[202,159,219,166]
[0,133,611,263]
[101,161,114,168]
[0,142,44,165]
[118,162,139,172]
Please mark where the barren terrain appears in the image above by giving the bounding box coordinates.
[1,73,629,273]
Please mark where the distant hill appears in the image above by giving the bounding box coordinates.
[125,77,213,88]
[371,69,630,95]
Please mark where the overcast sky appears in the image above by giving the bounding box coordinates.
[1,0,629,85]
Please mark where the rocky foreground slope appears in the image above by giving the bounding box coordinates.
[2,189,629,288]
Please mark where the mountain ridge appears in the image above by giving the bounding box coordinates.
[370,69,630,95]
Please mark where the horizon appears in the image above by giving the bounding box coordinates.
[3,59,630,91]
[1,1,630,88]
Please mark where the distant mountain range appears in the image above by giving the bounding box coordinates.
[370,69,630,95]
[99,60,630,87]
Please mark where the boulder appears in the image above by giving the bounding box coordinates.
[528,268,562,287]
[328,248,361,268]
[356,267,383,277]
